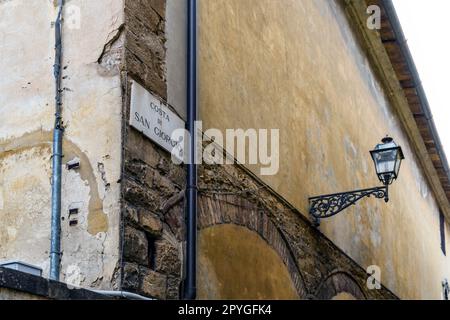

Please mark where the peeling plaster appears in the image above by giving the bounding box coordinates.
[0,189,3,210]
[0,1,124,289]
[0,129,115,286]
[0,130,108,235]
[97,24,125,77]
[65,265,84,288]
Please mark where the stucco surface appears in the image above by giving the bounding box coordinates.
[332,292,357,300]
[198,224,299,300]
[199,0,450,299]
[166,0,187,120]
[0,0,124,289]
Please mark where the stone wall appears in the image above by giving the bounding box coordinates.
[118,0,185,300]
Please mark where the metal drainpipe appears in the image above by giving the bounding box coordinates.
[50,0,64,281]
[91,290,155,301]
[382,0,450,184]
[183,0,198,300]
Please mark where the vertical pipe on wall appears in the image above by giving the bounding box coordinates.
[50,0,64,281]
[183,0,198,300]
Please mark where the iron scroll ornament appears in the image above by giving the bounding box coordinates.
[309,186,389,226]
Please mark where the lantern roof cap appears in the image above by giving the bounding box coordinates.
[371,136,405,160]
[374,136,397,150]
[382,136,394,144]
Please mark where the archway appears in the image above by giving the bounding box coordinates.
[315,271,367,300]
[197,194,308,299]
[198,224,299,299]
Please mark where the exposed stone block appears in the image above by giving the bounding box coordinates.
[166,164,186,188]
[123,179,158,211]
[124,205,139,225]
[126,29,165,75]
[151,170,178,198]
[166,275,181,300]
[126,130,161,168]
[122,262,140,291]
[139,267,167,299]
[125,0,163,33]
[150,0,166,19]
[139,209,163,237]
[124,158,147,184]
[125,49,167,100]
[164,203,185,242]
[123,226,148,265]
[154,239,181,276]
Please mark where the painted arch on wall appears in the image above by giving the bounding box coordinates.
[197,194,308,299]
[198,224,300,299]
[314,271,367,300]
[197,193,370,300]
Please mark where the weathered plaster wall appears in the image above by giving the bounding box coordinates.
[199,0,450,299]
[0,0,124,289]
[166,0,187,121]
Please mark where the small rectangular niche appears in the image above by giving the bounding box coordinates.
[66,158,80,170]
[68,206,79,226]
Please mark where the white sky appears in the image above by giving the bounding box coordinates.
[393,0,450,163]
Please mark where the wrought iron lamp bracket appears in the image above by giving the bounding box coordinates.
[309,185,389,226]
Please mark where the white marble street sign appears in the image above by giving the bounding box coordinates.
[130,80,185,162]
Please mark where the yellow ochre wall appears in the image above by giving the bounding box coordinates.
[198,224,299,300]
[198,0,450,299]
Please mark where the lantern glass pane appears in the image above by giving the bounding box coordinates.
[394,151,402,177]
[372,149,397,175]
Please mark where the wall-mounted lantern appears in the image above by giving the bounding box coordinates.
[309,137,405,226]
